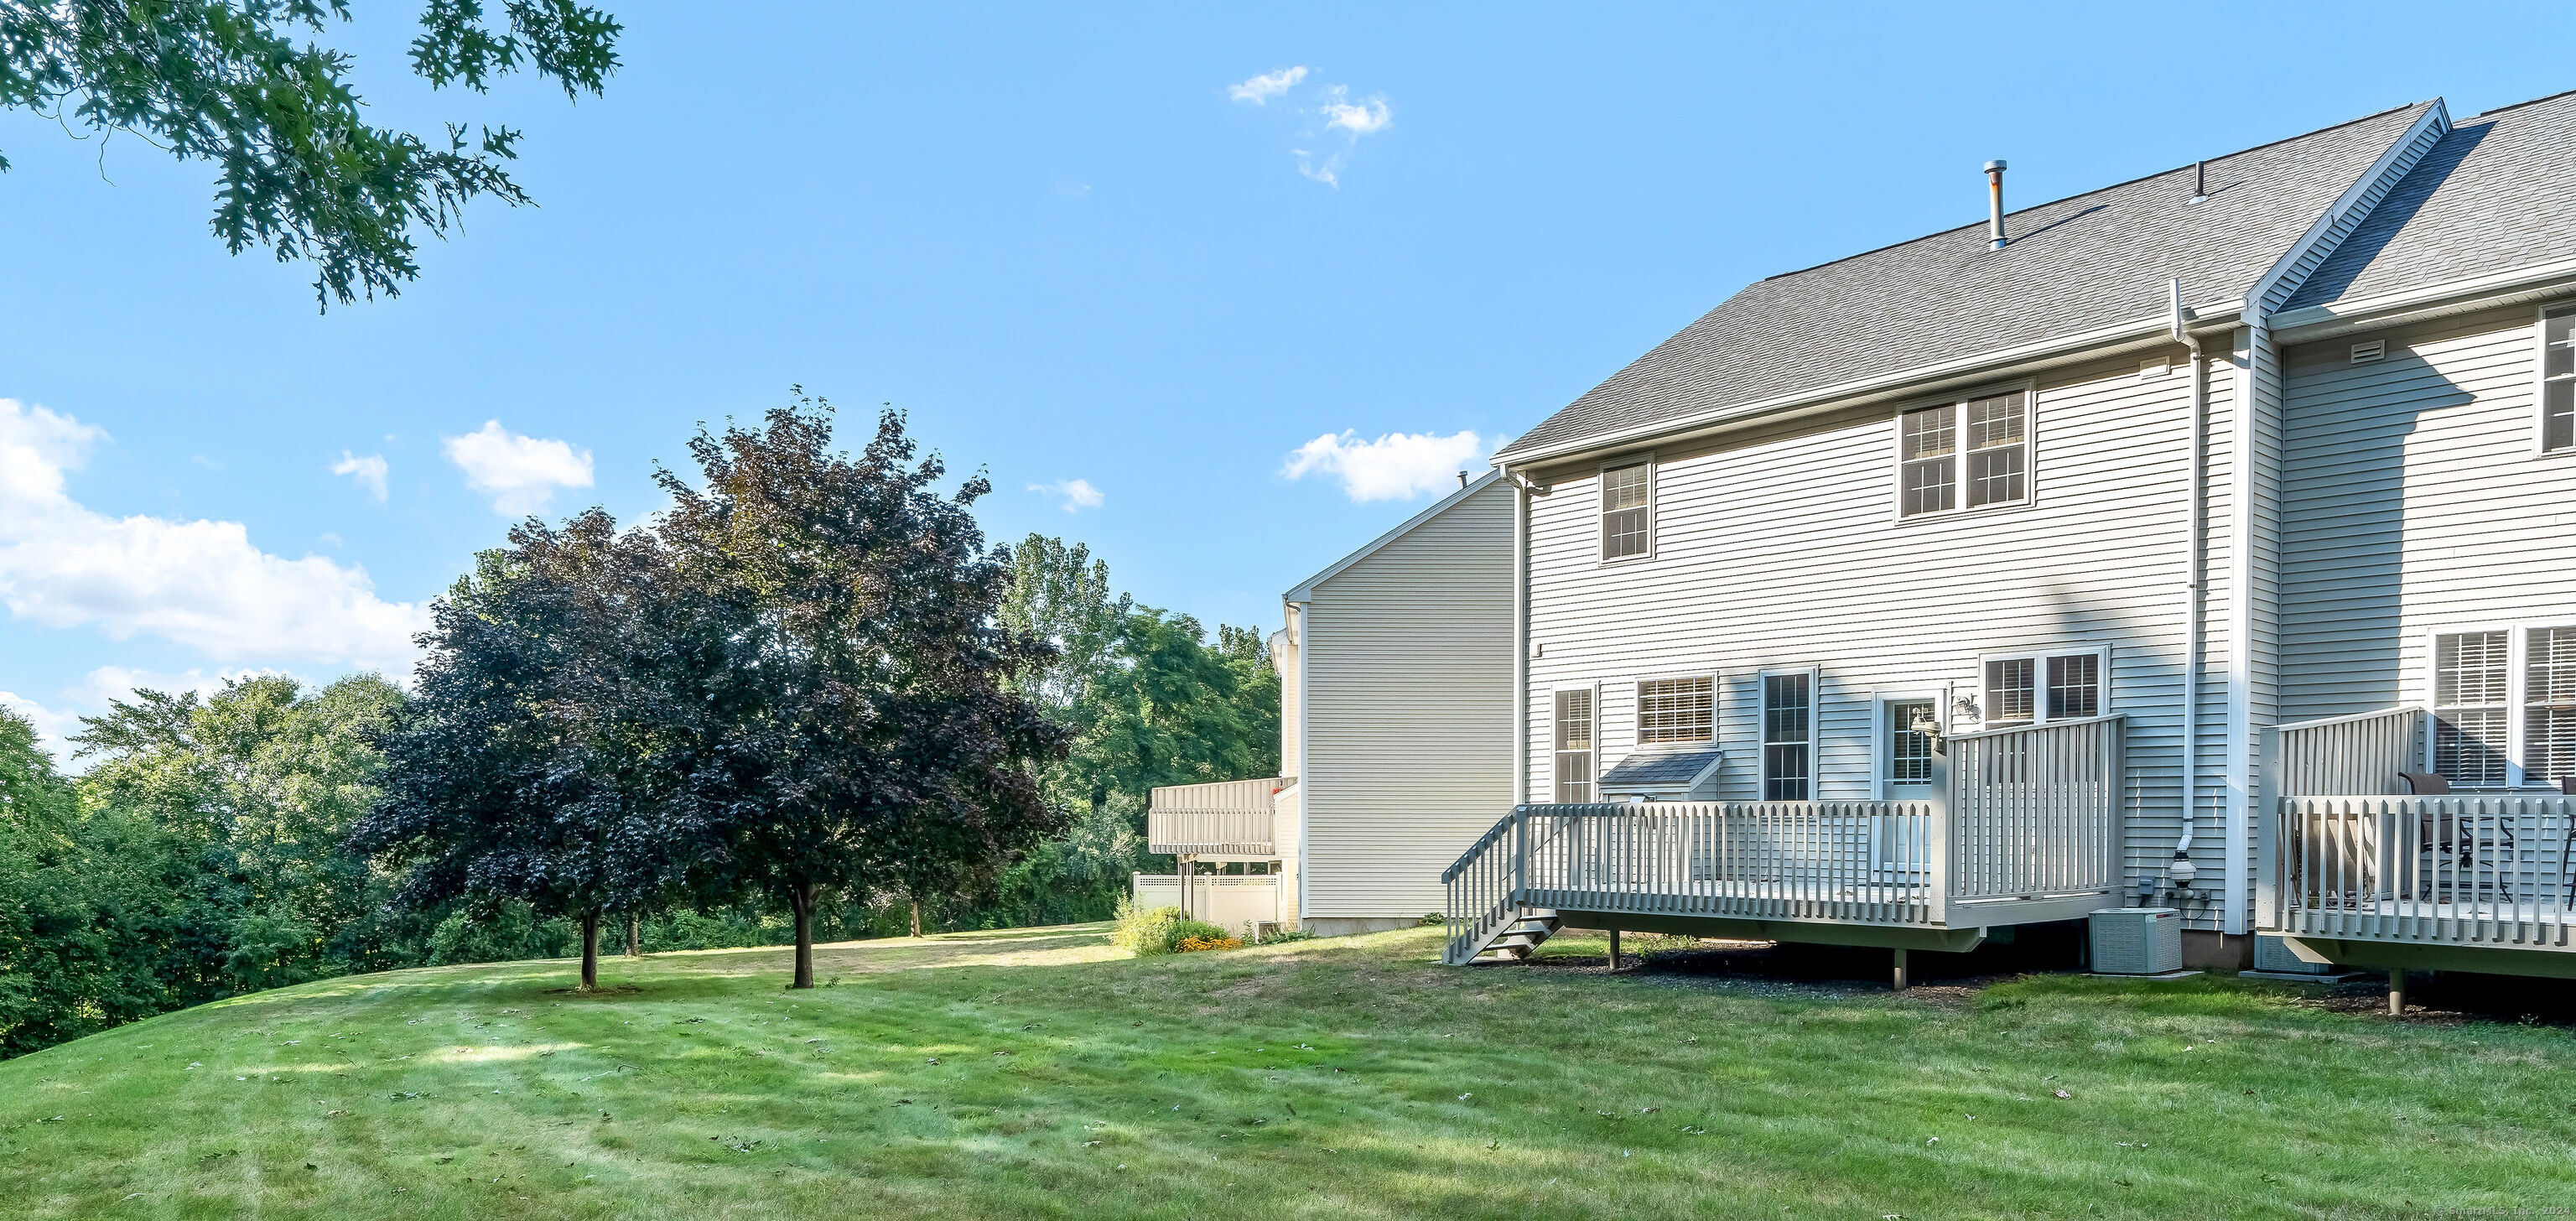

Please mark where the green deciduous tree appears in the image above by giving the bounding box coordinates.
[0,1,620,305]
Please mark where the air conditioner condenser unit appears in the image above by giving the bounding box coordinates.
[2090,907,2184,975]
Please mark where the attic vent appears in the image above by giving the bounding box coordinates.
[2138,357,2169,380]
[2350,340,2386,364]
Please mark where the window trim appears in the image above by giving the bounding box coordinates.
[1758,666,1820,803]
[1596,454,1658,565]
[1890,379,2040,523]
[1550,683,1600,804]
[2424,621,2576,789]
[1633,672,1717,746]
[1974,645,2111,727]
[2535,304,2576,458]
[1870,689,1946,798]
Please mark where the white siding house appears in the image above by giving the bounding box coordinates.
[1278,473,1517,934]
[1405,89,2576,986]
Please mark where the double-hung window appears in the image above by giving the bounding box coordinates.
[1899,389,2030,517]
[1553,688,1596,803]
[2430,625,2576,787]
[1636,676,1714,744]
[1980,647,2106,725]
[2543,306,2575,453]
[1762,670,1815,801]
[1601,460,1652,560]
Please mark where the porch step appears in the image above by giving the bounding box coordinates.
[1456,907,1561,964]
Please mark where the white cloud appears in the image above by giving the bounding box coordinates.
[1028,478,1104,513]
[442,419,594,517]
[0,398,428,671]
[1228,66,1308,104]
[331,450,389,501]
[1319,86,1393,135]
[0,688,82,766]
[1281,429,1490,502]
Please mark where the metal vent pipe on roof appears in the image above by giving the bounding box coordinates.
[1985,160,2008,250]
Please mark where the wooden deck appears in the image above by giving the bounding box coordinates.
[1444,717,2127,964]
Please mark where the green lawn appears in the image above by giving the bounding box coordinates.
[3,924,2568,1219]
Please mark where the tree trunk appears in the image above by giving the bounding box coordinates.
[788,884,817,990]
[910,896,923,938]
[579,910,600,992]
[626,914,641,958]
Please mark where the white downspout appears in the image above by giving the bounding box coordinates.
[1512,469,1530,807]
[1290,600,1311,926]
[2169,278,2205,896]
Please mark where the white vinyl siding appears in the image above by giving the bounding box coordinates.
[1524,350,2232,924]
[2278,306,2576,742]
[1301,479,1515,921]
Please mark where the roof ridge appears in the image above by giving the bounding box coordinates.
[2459,86,2576,122]
[1761,100,2430,283]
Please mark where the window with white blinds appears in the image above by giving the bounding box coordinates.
[1762,671,1813,801]
[2527,627,2576,785]
[1553,688,1596,804]
[1899,389,2029,517]
[1981,647,2105,725]
[2429,626,2576,787]
[1600,461,1652,560]
[2434,631,2510,785]
[1637,676,1715,744]
[2543,307,2575,453]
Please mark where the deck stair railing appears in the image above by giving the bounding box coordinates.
[1440,716,2124,964]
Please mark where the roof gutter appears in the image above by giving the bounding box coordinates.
[1491,303,2243,470]
[2269,255,2576,343]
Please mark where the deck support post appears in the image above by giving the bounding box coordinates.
[1179,856,1193,919]
[2388,967,2407,1016]
[1892,947,1909,991]
[1608,927,1621,970]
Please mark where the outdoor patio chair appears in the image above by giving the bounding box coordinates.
[2398,772,2517,901]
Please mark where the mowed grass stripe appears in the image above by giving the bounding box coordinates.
[0,923,2568,1218]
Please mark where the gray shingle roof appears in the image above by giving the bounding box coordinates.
[2283,91,2576,311]
[1597,746,1723,788]
[1496,101,2438,464]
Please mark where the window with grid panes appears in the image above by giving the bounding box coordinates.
[2546,307,2575,452]
[1900,390,2028,517]
[1636,676,1714,744]
[1762,673,1812,801]
[1983,649,2104,725]
[1887,699,1936,785]
[1601,462,1651,559]
[1553,688,1595,803]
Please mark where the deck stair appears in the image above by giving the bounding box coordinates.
[1450,906,1561,964]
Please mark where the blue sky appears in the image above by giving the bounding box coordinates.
[4,3,2573,759]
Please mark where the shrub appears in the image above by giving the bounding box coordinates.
[1420,912,1446,927]
[1110,898,1243,956]
[1255,926,1314,944]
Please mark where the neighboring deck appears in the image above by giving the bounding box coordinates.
[2262,707,2576,978]
[1443,716,2127,964]
[1147,777,1288,858]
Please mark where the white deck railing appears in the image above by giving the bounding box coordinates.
[2273,706,2425,798]
[1147,777,1285,856]
[1441,717,2125,964]
[2271,795,2576,950]
[1948,714,2126,901]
